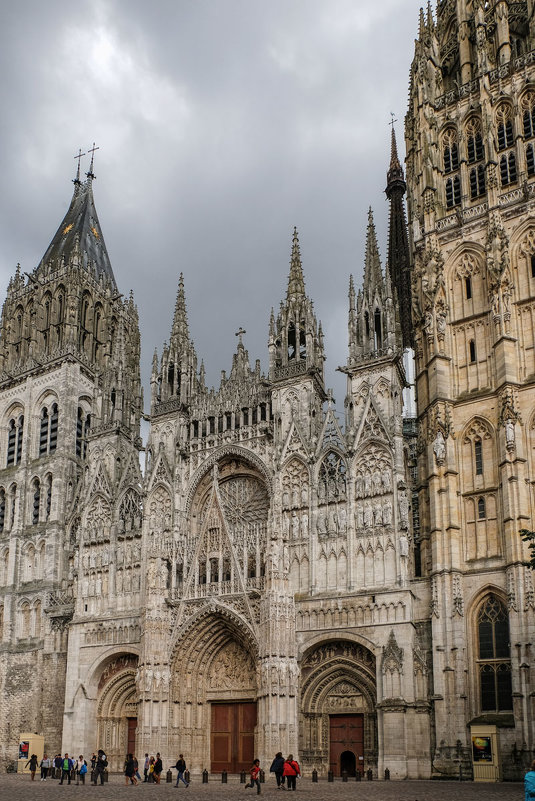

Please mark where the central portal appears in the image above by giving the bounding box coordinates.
[211,702,257,773]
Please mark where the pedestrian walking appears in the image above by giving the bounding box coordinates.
[153,752,163,784]
[76,755,87,785]
[124,753,138,785]
[134,755,141,782]
[54,753,63,779]
[144,753,150,782]
[174,753,189,787]
[59,753,74,785]
[270,752,285,788]
[282,755,300,791]
[25,753,38,780]
[245,759,261,794]
[525,759,535,801]
[93,749,107,785]
[40,753,50,781]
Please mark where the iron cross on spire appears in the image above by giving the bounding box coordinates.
[86,142,100,178]
[389,112,398,129]
[235,326,246,345]
[73,148,86,184]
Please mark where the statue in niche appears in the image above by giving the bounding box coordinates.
[282,489,290,508]
[364,474,372,496]
[291,511,300,539]
[505,418,515,449]
[355,505,364,529]
[329,507,338,534]
[317,513,328,536]
[291,488,299,507]
[374,504,382,526]
[338,507,347,533]
[355,476,363,498]
[301,485,308,505]
[301,512,308,536]
[364,504,373,528]
[399,534,409,558]
[433,429,446,463]
[372,472,382,495]
[382,502,392,525]
[382,470,392,492]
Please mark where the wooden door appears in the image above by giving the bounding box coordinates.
[127,717,137,756]
[211,702,256,772]
[329,714,364,776]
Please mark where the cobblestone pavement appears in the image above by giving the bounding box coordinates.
[2,774,523,801]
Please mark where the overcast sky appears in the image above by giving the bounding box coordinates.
[0,0,423,418]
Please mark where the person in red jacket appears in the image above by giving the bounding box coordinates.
[246,759,261,794]
[282,755,300,791]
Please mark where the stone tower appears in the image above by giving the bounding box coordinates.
[0,155,142,767]
[406,0,535,778]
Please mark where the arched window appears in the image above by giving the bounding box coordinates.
[32,479,40,525]
[7,414,24,467]
[466,118,484,164]
[299,322,306,358]
[477,594,512,712]
[470,165,486,199]
[45,475,52,521]
[76,407,91,459]
[39,404,58,457]
[500,152,517,186]
[443,128,459,173]
[522,92,535,138]
[469,339,477,363]
[496,105,514,151]
[446,175,461,208]
[287,322,296,360]
[20,602,30,639]
[477,496,486,519]
[319,451,347,502]
[9,484,16,529]
[465,277,472,299]
[474,439,483,475]
[0,489,5,532]
[527,143,535,176]
[374,308,382,350]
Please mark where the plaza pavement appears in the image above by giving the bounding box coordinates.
[1,774,523,801]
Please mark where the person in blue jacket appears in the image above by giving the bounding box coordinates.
[526,760,535,801]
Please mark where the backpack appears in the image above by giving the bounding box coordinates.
[102,759,108,768]
[80,764,87,775]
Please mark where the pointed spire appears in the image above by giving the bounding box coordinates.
[73,148,85,190]
[86,142,99,181]
[386,124,405,190]
[171,273,190,342]
[363,208,383,293]
[349,274,355,311]
[286,226,306,299]
[419,7,426,38]
[426,0,434,29]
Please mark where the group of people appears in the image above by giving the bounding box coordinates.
[123,753,188,787]
[245,753,301,794]
[25,751,107,784]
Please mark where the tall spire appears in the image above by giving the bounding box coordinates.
[363,208,383,294]
[385,125,413,348]
[286,226,306,299]
[171,273,190,343]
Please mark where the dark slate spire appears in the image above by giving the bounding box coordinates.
[37,162,117,291]
[385,125,413,348]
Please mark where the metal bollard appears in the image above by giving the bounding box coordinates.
[222,771,227,783]
[185,771,191,784]
[355,771,361,782]
[328,770,334,782]
[259,769,265,783]
[342,771,348,782]
[312,769,318,783]
[240,770,247,783]
[104,770,109,783]
[166,770,173,783]
[384,768,390,781]
[366,768,373,781]
[202,769,209,783]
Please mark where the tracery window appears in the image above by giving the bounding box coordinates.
[466,118,484,164]
[500,152,517,187]
[9,484,16,529]
[446,175,461,208]
[7,414,24,466]
[477,496,486,519]
[496,105,514,151]
[476,594,512,712]
[470,164,486,199]
[319,451,347,502]
[443,128,459,173]
[475,439,483,475]
[39,403,58,457]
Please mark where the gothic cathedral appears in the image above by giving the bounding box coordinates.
[0,1,534,782]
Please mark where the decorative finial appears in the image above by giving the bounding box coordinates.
[235,326,246,346]
[73,148,86,185]
[86,142,100,180]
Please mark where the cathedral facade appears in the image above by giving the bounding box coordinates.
[0,1,534,782]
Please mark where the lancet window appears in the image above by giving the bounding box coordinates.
[32,479,40,525]
[7,414,24,466]
[76,407,91,459]
[476,594,512,712]
[39,404,58,457]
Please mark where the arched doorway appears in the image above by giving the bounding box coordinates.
[96,654,138,772]
[340,750,356,776]
[300,640,376,777]
[170,611,258,773]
